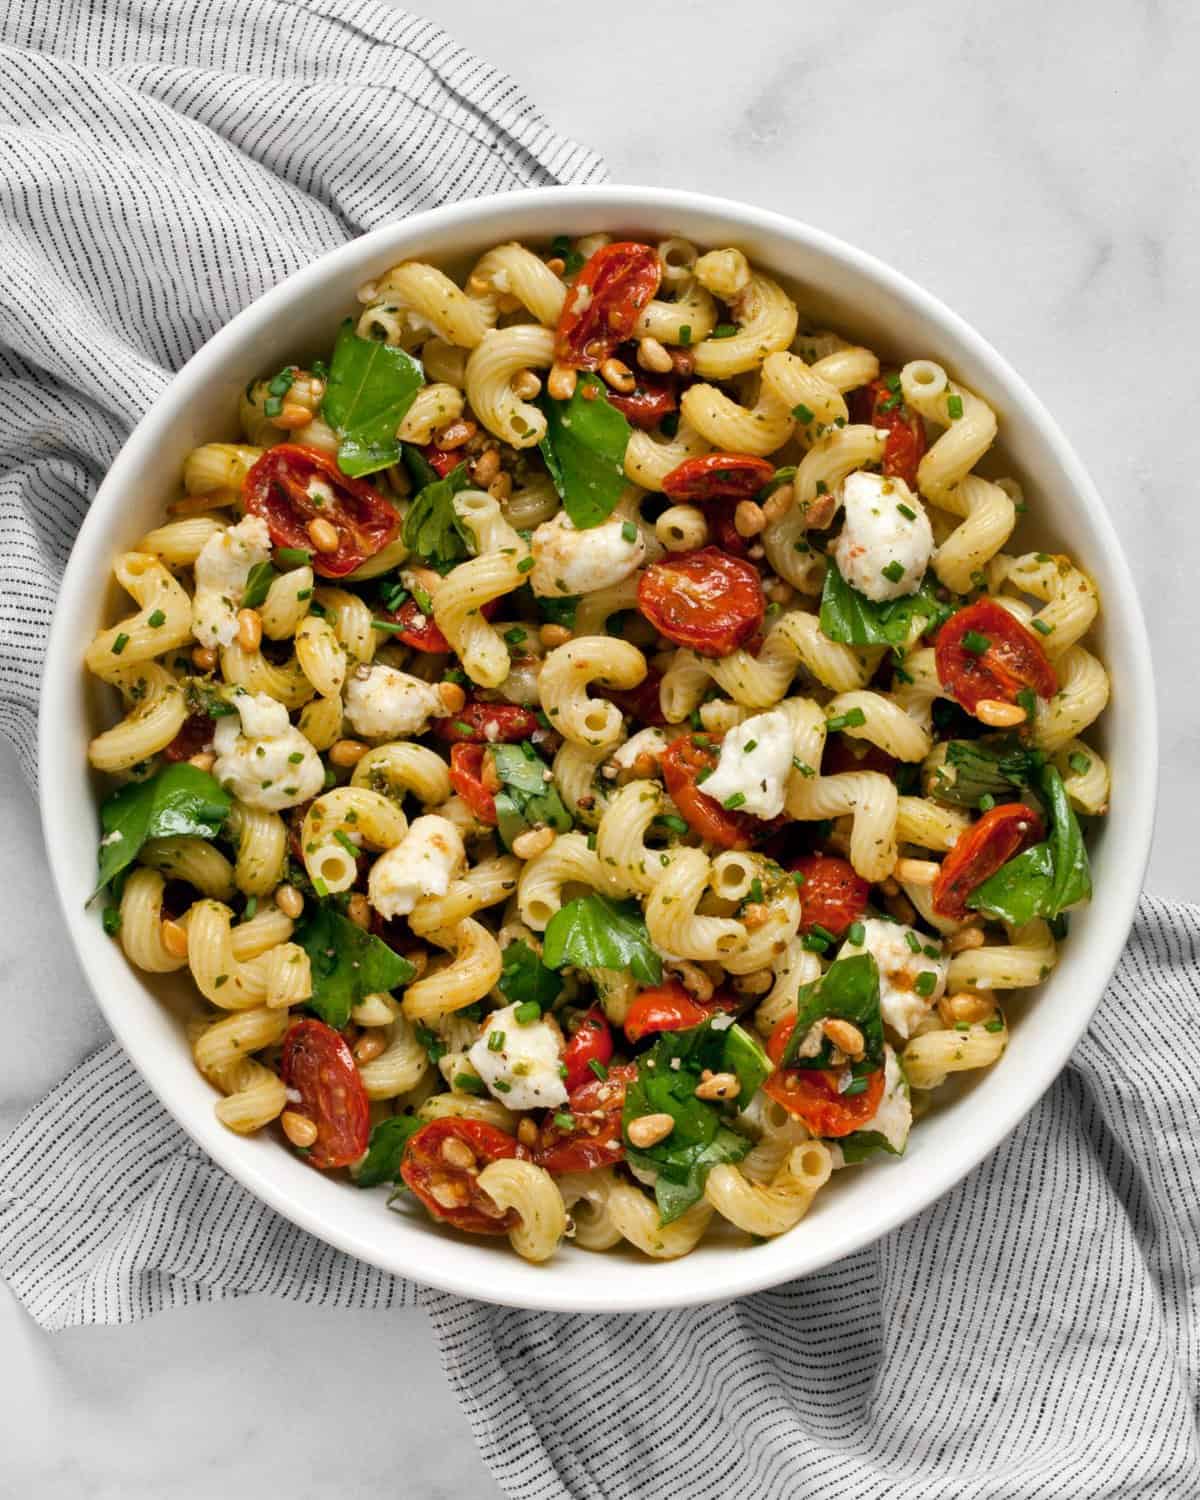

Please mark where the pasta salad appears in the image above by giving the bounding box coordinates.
[85,233,1110,1263]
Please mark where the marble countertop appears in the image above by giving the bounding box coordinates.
[3,1,1195,1494]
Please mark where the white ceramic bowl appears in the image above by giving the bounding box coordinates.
[40,187,1157,1312]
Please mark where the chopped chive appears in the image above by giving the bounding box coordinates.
[147,609,166,628]
[712,323,737,339]
[263,395,283,418]
[242,896,258,923]
[905,930,922,954]
[984,1016,1005,1033]
[1032,618,1054,636]
[791,403,814,424]
[896,503,916,521]
[1016,687,1037,718]
[962,629,991,656]
[979,793,996,812]
[621,521,638,543]
[276,547,312,566]
[1035,551,1052,563]
[847,920,865,945]
[333,829,359,858]
[809,923,836,946]
[826,708,866,732]
[111,632,130,655]
[881,560,905,584]
[742,740,757,753]
[815,480,827,495]
[1067,751,1092,775]
[791,870,807,887]
[843,1078,868,1096]
[454,1072,486,1095]
[946,394,964,420]
[802,932,830,953]
[504,626,527,646]
[516,556,534,574]
[514,1000,541,1025]
[553,1112,575,1131]
[695,766,713,785]
[101,905,122,936]
[923,944,940,959]
[722,792,747,810]
[488,1029,505,1052]
[588,1058,609,1081]
[287,751,304,764]
[653,813,689,835]
[914,970,938,997]
[678,325,692,345]
[792,758,815,777]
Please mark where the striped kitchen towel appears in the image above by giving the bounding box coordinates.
[1,4,1197,1498]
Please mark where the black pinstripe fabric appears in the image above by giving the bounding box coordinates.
[3,899,1197,1498]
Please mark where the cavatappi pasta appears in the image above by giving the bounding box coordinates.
[87,233,1109,1265]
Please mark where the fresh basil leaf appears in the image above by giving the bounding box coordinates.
[498,939,562,1011]
[967,843,1055,926]
[820,558,954,649]
[95,763,232,896]
[536,594,580,630]
[355,1115,422,1188]
[241,559,278,610]
[401,461,473,569]
[542,892,662,986]
[932,737,1041,808]
[539,374,632,529]
[1042,763,1092,914]
[491,744,572,852]
[401,443,439,491]
[782,953,885,1071]
[321,319,424,477]
[294,903,416,1030]
[840,1129,902,1165]
[967,765,1091,924]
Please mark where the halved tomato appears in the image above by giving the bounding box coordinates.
[623,981,740,1043]
[243,444,399,578]
[561,1008,614,1092]
[280,1019,371,1169]
[661,453,776,502]
[533,1063,636,1174]
[637,547,764,658]
[435,701,541,744]
[605,367,677,430]
[660,734,761,851]
[554,242,662,370]
[763,1018,885,1137]
[935,599,1058,715]
[789,854,870,939]
[163,713,214,762]
[401,1118,529,1234]
[419,443,461,478]
[377,596,451,653]
[448,743,498,824]
[599,669,669,727]
[847,377,927,490]
[932,802,1044,919]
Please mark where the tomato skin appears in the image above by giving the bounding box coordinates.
[789,854,870,939]
[280,1019,371,1169]
[448,743,498,824]
[163,712,214,762]
[623,982,739,1043]
[821,736,899,778]
[243,444,399,578]
[661,453,776,502]
[435,701,541,744]
[377,596,451,653]
[561,1008,614,1092]
[637,547,765,658]
[660,734,757,850]
[763,1019,886,1136]
[706,498,750,557]
[935,599,1058,714]
[419,444,460,478]
[600,669,669,727]
[605,368,677,430]
[848,378,927,490]
[932,802,1045,919]
[533,1064,636,1174]
[401,1118,529,1234]
[554,242,662,369]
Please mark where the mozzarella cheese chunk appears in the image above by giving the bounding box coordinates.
[468,1004,569,1112]
[212,689,324,811]
[368,815,465,920]
[832,471,933,603]
[839,917,948,1039]
[699,709,793,819]
[860,1045,912,1154]
[530,511,646,598]
[611,726,669,771]
[343,664,447,740]
[191,514,272,648]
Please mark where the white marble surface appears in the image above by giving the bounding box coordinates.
[3,1,1197,1495]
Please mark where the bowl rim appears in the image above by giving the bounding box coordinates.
[38,184,1158,1311]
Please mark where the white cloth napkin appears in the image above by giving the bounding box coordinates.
[1,5,1196,1497]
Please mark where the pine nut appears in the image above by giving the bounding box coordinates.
[488,472,512,502]
[599,357,636,394]
[435,419,476,450]
[976,697,1027,728]
[946,926,983,957]
[329,738,368,768]
[429,1177,469,1209]
[731,968,774,997]
[471,447,501,487]
[481,755,502,795]
[544,256,566,276]
[539,623,572,648]
[188,751,215,773]
[441,1136,477,1170]
[694,1070,740,1101]
[893,857,940,886]
[764,577,794,606]
[668,960,714,1001]
[636,337,674,374]
[512,825,556,860]
[281,1110,318,1149]
[308,517,340,554]
[734,500,765,538]
[236,608,262,653]
[466,273,491,297]
[191,644,217,671]
[885,890,917,926]
[517,1117,539,1148]
[438,681,466,715]
[626,1112,674,1148]
[761,483,795,525]
[346,893,371,930]
[547,362,577,402]
[354,1032,386,1064]
[670,347,695,377]
[938,991,996,1027]
[741,902,770,930]
[804,491,839,530]
[161,919,189,959]
[273,402,314,429]
[274,884,304,919]
[822,1017,865,1059]
[511,369,542,401]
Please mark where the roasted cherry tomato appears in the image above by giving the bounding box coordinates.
[605,367,677,430]
[448,743,498,825]
[789,854,871,939]
[554,242,662,369]
[377,595,451,653]
[243,444,399,578]
[661,453,776,503]
[623,982,739,1044]
[932,802,1045,919]
[419,443,461,478]
[401,1118,529,1234]
[762,1018,886,1137]
[706,498,751,557]
[821,736,899,778]
[599,669,669,727]
[532,1064,636,1174]
[561,1008,614,1092]
[660,734,758,850]
[435,700,541,744]
[163,712,214,762]
[848,377,927,491]
[935,598,1058,715]
[280,1019,371,1170]
[637,547,764,658]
